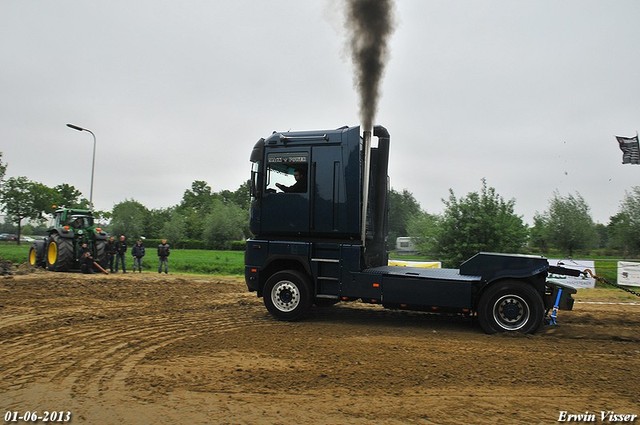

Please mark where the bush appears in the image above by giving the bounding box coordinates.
[139,238,206,250]
[230,240,246,251]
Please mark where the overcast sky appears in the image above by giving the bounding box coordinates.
[2,0,639,225]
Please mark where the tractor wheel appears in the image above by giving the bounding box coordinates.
[477,280,545,334]
[263,270,313,321]
[46,233,74,272]
[94,240,107,268]
[29,240,47,268]
[28,247,39,267]
[29,246,41,267]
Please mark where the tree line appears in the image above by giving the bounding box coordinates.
[2,152,640,263]
[391,179,640,267]
[0,151,251,248]
[107,180,250,249]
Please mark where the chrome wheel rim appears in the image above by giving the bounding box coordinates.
[492,294,530,331]
[271,280,300,313]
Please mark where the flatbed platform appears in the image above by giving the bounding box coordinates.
[365,266,482,282]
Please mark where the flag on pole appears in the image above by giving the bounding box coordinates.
[616,133,640,165]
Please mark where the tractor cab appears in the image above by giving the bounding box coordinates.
[66,215,94,230]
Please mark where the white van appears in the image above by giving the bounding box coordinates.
[395,237,416,254]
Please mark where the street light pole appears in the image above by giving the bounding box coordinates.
[66,123,96,209]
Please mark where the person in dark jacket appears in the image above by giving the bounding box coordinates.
[131,239,146,273]
[115,235,127,273]
[106,236,117,272]
[157,239,170,274]
[79,242,95,274]
[276,168,307,193]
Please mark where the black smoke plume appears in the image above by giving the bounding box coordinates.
[344,0,395,130]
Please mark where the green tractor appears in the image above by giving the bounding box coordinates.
[28,208,109,272]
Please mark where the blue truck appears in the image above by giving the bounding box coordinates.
[245,125,578,333]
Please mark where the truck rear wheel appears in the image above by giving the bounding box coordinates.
[263,270,312,321]
[477,281,544,334]
[46,233,74,272]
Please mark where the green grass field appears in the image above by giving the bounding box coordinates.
[0,242,244,276]
[1,241,637,286]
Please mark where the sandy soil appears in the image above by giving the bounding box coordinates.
[1,270,639,425]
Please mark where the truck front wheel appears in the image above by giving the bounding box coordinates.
[477,281,544,334]
[263,270,312,321]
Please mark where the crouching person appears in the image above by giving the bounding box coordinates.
[80,242,95,274]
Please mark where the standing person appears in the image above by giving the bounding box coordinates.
[131,239,146,273]
[106,236,117,273]
[115,235,127,273]
[157,239,170,274]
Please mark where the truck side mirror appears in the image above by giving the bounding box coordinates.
[250,170,260,198]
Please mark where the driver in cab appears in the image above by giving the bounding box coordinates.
[276,168,307,193]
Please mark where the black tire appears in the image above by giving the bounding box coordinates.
[46,233,74,272]
[263,270,313,321]
[477,280,545,334]
[29,240,47,268]
[94,240,107,268]
[28,246,39,267]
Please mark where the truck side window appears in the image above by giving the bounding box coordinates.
[265,152,308,194]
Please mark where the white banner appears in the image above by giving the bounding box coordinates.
[388,260,441,268]
[547,259,595,289]
[617,261,640,287]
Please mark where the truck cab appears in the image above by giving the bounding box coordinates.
[245,125,576,334]
[249,126,363,239]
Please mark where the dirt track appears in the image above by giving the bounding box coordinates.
[1,271,639,425]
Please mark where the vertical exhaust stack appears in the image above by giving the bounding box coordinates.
[372,125,390,249]
[362,125,391,267]
[361,128,373,246]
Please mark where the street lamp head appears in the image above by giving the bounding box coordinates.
[66,123,85,132]
[66,122,96,209]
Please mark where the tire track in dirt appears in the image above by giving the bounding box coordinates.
[3,314,272,404]
[0,276,270,403]
[75,314,270,397]
[2,273,639,425]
